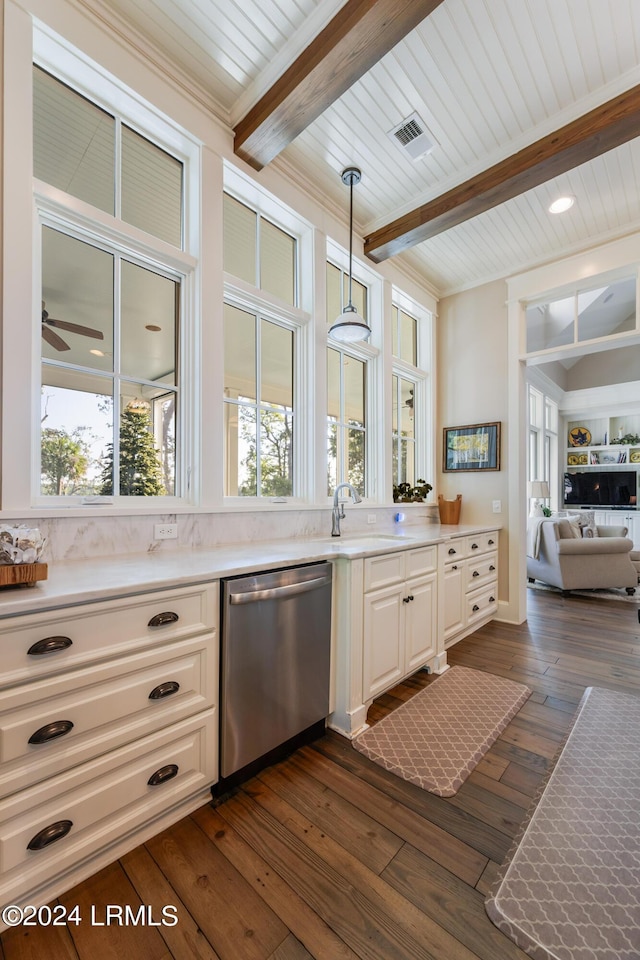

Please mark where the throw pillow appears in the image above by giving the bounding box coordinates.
[556,518,582,539]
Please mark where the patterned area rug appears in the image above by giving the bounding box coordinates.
[353,666,530,797]
[485,686,640,960]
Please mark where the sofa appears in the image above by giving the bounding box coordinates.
[527,517,637,593]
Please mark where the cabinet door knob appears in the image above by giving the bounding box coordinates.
[451,565,458,570]
[149,681,180,700]
[27,819,73,851]
[402,596,410,604]
[471,543,479,550]
[408,595,414,602]
[148,611,179,628]
[148,764,179,786]
[472,604,480,612]
[489,565,496,572]
[472,570,480,577]
[28,720,74,744]
[27,636,73,656]
[489,596,495,603]
[488,539,495,545]
[448,547,456,555]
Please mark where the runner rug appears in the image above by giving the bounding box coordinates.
[485,685,640,960]
[353,665,530,797]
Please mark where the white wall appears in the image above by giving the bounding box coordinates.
[437,279,510,605]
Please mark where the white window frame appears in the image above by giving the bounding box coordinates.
[326,239,382,501]
[222,166,314,505]
[390,289,433,499]
[2,18,202,512]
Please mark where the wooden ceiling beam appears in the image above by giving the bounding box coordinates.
[233,0,444,171]
[364,83,640,262]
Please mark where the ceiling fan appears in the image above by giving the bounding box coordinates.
[41,301,104,352]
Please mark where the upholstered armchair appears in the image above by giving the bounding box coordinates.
[527,517,637,594]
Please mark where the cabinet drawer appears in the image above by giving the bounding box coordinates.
[465,532,498,557]
[466,585,498,626]
[364,553,405,591]
[0,583,217,689]
[405,546,437,578]
[0,634,215,797]
[464,553,497,592]
[0,710,215,896]
[443,539,467,564]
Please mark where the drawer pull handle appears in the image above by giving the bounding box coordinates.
[408,595,414,602]
[27,819,73,851]
[148,611,179,628]
[472,570,480,577]
[28,720,74,744]
[471,543,479,550]
[149,681,181,700]
[448,548,456,555]
[27,636,73,656]
[148,764,179,786]
[472,604,480,612]
[490,596,495,603]
[403,596,410,604]
[451,565,458,570]
[489,565,496,572]
[488,539,495,545]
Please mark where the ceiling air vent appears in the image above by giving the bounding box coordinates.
[387,113,435,161]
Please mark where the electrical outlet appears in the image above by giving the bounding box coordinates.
[154,523,178,540]
[492,500,502,514]
[367,514,377,524]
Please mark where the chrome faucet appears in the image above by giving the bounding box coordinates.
[331,482,362,536]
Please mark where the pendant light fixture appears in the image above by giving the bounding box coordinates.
[329,167,371,343]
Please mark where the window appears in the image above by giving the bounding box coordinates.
[390,297,431,495]
[224,194,297,306]
[223,304,294,497]
[391,304,417,365]
[327,347,366,495]
[525,275,637,354]
[223,191,302,499]
[34,64,192,502]
[527,383,558,509]
[392,375,416,487]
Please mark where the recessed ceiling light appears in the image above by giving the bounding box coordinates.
[145,324,162,332]
[549,196,575,214]
[89,349,105,357]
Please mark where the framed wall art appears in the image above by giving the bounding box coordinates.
[443,421,501,472]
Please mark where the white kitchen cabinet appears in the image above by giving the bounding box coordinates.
[442,531,498,649]
[0,582,218,922]
[362,547,437,701]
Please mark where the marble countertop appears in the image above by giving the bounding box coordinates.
[0,522,499,619]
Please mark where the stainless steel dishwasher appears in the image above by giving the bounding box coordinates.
[219,561,332,783]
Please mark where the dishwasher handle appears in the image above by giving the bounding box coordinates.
[229,574,331,605]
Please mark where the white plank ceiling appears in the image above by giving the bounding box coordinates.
[95,0,640,296]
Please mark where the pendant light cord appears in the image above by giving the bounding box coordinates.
[347,175,354,310]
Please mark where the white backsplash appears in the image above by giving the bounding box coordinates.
[11,505,437,563]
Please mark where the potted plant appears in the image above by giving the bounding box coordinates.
[393,479,432,503]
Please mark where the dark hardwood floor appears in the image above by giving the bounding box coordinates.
[3,588,639,960]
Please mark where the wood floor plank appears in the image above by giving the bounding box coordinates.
[145,817,287,960]
[225,779,480,960]
[121,845,221,960]
[59,861,170,960]
[311,733,514,863]
[466,769,534,810]
[192,804,358,960]
[255,756,404,874]
[1,915,79,960]
[289,748,488,886]
[474,752,510,781]
[381,844,529,960]
[268,934,314,960]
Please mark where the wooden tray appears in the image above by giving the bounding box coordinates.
[0,563,48,588]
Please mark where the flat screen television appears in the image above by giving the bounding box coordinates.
[564,470,637,507]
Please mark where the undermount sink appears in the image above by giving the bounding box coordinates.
[326,533,417,543]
